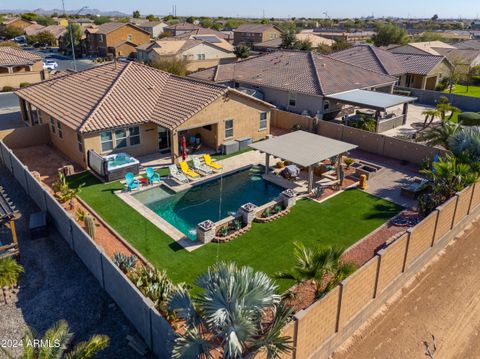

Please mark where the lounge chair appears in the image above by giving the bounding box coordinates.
[146,167,161,184]
[180,161,200,178]
[192,157,213,175]
[203,154,222,170]
[168,164,189,183]
[125,172,140,191]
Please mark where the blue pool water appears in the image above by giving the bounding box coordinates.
[132,166,283,240]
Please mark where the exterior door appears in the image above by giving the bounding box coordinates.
[158,127,170,152]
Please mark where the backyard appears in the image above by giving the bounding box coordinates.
[68,172,402,291]
[444,84,480,98]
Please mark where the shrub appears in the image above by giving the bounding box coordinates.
[19,82,31,88]
[458,112,480,126]
[2,86,15,92]
[343,157,354,169]
[112,252,137,273]
[472,75,480,86]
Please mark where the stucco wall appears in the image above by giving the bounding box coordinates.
[0,70,46,89]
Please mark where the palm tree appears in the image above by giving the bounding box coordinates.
[168,262,293,359]
[0,320,109,359]
[416,121,460,149]
[275,243,356,295]
[0,257,23,304]
[421,109,441,128]
[436,103,461,121]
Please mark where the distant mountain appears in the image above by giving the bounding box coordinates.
[0,8,128,17]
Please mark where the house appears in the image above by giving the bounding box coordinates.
[331,44,453,90]
[137,36,235,72]
[25,25,67,46]
[24,23,46,36]
[254,33,335,52]
[85,22,150,58]
[164,23,226,39]
[189,50,398,119]
[14,61,273,167]
[388,41,455,56]
[1,17,35,31]
[311,30,376,43]
[434,48,480,73]
[233,24,282,46]
[456,40,480,50]
[0,47,48,89]
[137,21,168,38]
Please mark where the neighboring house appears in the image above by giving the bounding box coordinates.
[331,44,453,90]
[254,33,335,52]
[25,25,67,46]
[388,41,455,56]
[15,61,273,167]
[85,22,151,58]
[137,21,168,38]
[233,24,282,46]
[128,18,150,26]
[164,23,226,39]
[434,48,480,73]
[1,17,35,31]
[51,17,69,27]
[24,23,46,36]
[456,40,480,50]
[189,50,397,118]
[137,36,235,72]
[311,30,376,43]
[0,47,48,89]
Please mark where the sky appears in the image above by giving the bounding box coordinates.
[1,0,479,19]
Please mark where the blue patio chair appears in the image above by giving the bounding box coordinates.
[146,167,161,184]
[125,172,140,191]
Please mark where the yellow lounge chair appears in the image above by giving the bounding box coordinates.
[180,161,200,178]
[203,154,223,170]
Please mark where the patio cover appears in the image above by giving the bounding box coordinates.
[326,89,417,111]
[249,131,357,167]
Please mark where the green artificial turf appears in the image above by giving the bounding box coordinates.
[444,85,480,98]
[68,172,402,291]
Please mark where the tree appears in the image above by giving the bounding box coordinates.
[421,108,441,128]
[280,26,297,49]
[93,16,111,25]
[296,39,313,51]
[0,320,109,359]
[150,58,189,76]
[185,16,196,24]
[276,242,356,295]
[0,25,24,40]
[27,31,57,46]
[372,23,409,47]
[332,38,352,52]
[199,17,213,28]
[431,14,439,21]
[146,14,159,22]
[417,121,460,148]
[0,258,23,304]
[234,43,251,59]
[168,262,293,358]
[132,10,141,18]
[62,23,82,55]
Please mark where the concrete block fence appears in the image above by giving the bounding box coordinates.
[0,141,174,359]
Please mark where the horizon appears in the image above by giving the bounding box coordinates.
[1,0,479,19]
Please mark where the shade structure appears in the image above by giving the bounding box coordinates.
[326,89,417,111]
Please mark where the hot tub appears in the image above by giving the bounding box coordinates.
[104,153,140,181]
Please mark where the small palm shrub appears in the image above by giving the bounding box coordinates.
[112,252,137,273]
[0,257,24,304]
[343,157,354,169]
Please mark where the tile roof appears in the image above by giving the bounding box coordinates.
[15,61,257,133]
[330,45,446,76]
[24,24,46,36]
[255,33,335,49]
[390,41,455,56]
[433,48,480,65]
[138,21,167,28]
[0,47,42,66]
[165,23,201,31]
[174,27,227,40]
[456,40,480,50]
[235,24,280,34]
[95,22,127,34]
[25,24,67,38]
[189,51,397,96]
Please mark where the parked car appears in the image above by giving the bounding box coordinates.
[43,59,58,70]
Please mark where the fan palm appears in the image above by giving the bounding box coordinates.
[417,121,460,149]
[0,257,23,304]
[168,262,293,359]
[421,109,441,128]
[436,103,461,121]
[0,320,109,359]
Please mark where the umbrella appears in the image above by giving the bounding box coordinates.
[181,136,187,161]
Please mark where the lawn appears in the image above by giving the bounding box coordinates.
[68,172,402,291]
[444,85,480,99]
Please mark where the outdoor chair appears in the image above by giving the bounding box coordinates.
[401,178,431,199]
[180,161,200,178]
[146,167,161,185]
[125,172,141,192]
[168,164,189,183]
[203,154,223,170]
[192,157,213,175]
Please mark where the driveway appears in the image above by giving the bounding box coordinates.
[0,168,146,358]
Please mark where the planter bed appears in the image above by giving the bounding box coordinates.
[213,223,252,243]
[255,203,290,223]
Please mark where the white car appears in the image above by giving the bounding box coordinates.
[43,59,58,71]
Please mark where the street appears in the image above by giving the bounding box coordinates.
[26,48,99,72]
[0,92,18,109]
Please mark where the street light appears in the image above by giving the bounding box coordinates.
[61,0,87,72]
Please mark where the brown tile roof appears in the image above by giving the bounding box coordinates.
[25,24,67,38]
[190,51,397,96]
[235,24,281,34]
[0,47,42,66]
[433,48,480,66]
[95,22,150,36]
[15,61,264,133]
[24,24,46,36]
[165,23,201,31]
[177,27,226,39]
[393,53,448,76]
[456,40,480,50]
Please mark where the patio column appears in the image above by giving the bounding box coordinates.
[402,103,409,125]
[307,165,314,193]
[170,130,179,164]
[265,153,270,174]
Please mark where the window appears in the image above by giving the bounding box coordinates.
[288,92,296,107]
[129,126,140,146]
[225,119,234,138]
[197,53,206,60]
[98,34,104,42]
[77,133,83,152]
[57,120,63,139]
[127,34,133,41]
[259,112,267,130]
[100,131,113,152]
[323,100,330,111]
[115,128,127,148]
[50,117,56,134]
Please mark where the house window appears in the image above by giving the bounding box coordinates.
[197,53,205,60]
[288,92,296,107]
[127,34,133,41]
[259,112,267,130]
[323,100,330,111]
[100,131,113,152]
[98,34,104,42]
[115,128,127,148]
[129,126,140,146]
[57,120,63,139]
[50,117,56,134]
[77,133,83,152]
[225,119,234,138]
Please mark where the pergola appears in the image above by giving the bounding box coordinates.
[0,187,19,259]
[250,131,358,192]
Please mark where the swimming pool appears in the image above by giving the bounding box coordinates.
[132,166,283,240]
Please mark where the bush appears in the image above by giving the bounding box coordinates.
[112,252,137,273]
[2,86,15,92]
[458,112,480,126]
[472,75,480,86]
[19,82,31,88]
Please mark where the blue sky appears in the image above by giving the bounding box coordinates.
[1,0,478,19]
